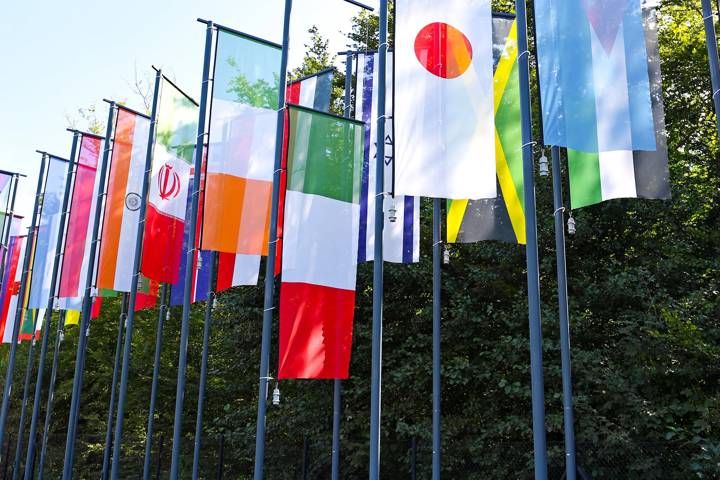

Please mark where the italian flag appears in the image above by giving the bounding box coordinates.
[278,105,364,380]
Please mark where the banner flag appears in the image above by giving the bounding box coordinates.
[355,52,420,263]
[535,0,656,153]
[28,157,69,309]
[201,29,281,258]
[567,8,670,208]
[395,0,496,199]
[447,16,526,244]
[279,106,364,380]
[135,275,158,312]
[0,234,24,342]
[141,78,198,283]
[97,108,151,292]
[0,173,12,240]
[57,135,102,311]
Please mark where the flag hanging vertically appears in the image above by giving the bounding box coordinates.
[57,134,103,311]
[0,229,24,342]
[566,8,670,208]
[447,15,526,244]
[141,78,198,284]
[97,107,151,292]
[28,156,69,309]
[201,28,281,279]
[395,0,496,199]
[355,52,421,263]
[0,174,13,242]
[535,0,656,153]
[279,105,364,380]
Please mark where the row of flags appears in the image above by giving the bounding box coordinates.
[0,2,670,383]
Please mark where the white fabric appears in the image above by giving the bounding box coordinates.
[599,150,637,201]
[147,148,191,220]
[231,253,261,286]
[298,76,317,107]
[281,191,359,291]
[395,0,496,200]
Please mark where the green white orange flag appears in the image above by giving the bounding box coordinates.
[201,28,281,278]
[278,106,364,380]
[447,15,525,244]
[97,107,151,292]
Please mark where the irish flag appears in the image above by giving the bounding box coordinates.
[535,0,656,153]
[141,78,197,284]
[278,105,364,380]
[395,0,496,200]
[201,29,281,258]
[97,107,151,292]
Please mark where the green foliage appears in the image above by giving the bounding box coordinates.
[225,57,280,109]
[4,1,719,478]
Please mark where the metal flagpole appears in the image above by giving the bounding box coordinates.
[167,19,213,479]
[12,325,40,480]
[109,70,162,480]
[142,285,168,480]
[369,1,387,478]
[515,0,549,477]
[253,0,292,477]
[0,154,47,463]
[36,308,66,480]
[61,102,117,480]
[432,199,441,479]
[101,294,128,480]
[23,135,80,480]
[191,253,217,480]
[330,50,355,480]
[701,0,720,138]
[550,146,577,480]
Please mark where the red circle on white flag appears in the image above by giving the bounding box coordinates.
[414,22,473,79]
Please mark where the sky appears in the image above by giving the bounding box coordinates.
[0,0,377,224]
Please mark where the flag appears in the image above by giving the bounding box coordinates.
[278,106,364,380]
[201,29,281,266]
[135,275,158,312]
[447,15,526,244]
[97,107,151,292]
[0,173,13,240]
[141,78,198,283]
[28,157,69,309]
[0,233,24,342]
[57,134,102,311]
[535,0,656,152]
[566,8,670,208]
[395,0,496,200]
[355,53,421,263]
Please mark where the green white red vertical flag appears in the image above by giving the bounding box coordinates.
[394,0,496,200]
[278,106,364,380]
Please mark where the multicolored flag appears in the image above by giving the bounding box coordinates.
[97,107,151,292]
[447,15,526,244]
[141,78,198,284]
[0,231,24,342]
[566,8,670,208]
[535,0,656,153]
[355,52,420,263]
[28,156,69,309]
[134,275,158,312]
[201,28,281,268]
[57,134,103,311]
[278,106,364,380]
[395,0,496,200]
[0,173,13,242]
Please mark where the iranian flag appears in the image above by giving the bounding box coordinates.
[395,0,496,200]
[97,107,151,292]
[278,106,364,380]
[141,78,197,284]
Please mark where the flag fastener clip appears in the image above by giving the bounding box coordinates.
[538,153,549,177]
[567,214,577,235]
[443,244,450,265]
[387,197,397,223]
[272,383,281,406]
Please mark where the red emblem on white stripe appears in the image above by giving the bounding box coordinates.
[158,163,181,200]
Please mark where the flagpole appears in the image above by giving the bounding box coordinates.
[253,0,292,477]
[61,102,117,480]
[515,0,549,478]
[369,1,387,478]
[142,285,167,480]
[109,69,162,480]
[23,134,79,480]
[701,0,720,138]
[191,253,217,480]
[550,146,577,480]
[166,20,213,479]
[431,198,442,479]
[12,322,39,480]
[101,293,128,480]
[0,174,20,293]
[35,309,65,480]
[0,154,47,464]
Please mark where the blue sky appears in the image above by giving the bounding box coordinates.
[0,0,376,222]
